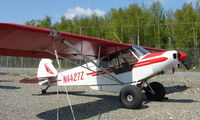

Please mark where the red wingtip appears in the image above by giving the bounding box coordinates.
[178,52,188,61]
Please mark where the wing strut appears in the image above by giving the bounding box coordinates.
[97,45,101,63]
[62,40,124,85]
[49,30,76,120]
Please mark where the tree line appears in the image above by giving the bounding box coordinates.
[25,1,200,50]
[2,1,199,69]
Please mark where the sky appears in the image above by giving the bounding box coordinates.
[0,0,197,25]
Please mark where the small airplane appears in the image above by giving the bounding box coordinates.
[0,23,188,109]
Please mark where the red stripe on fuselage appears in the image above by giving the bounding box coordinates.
[87,68,113,76]
[86,72,96,75]
[142,52,165,60]
[134,61,151,68]
[134,57,168,68]
[150,57,168,64]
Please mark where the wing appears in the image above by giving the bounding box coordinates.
[142,46,166,53]
[0,23,132,59]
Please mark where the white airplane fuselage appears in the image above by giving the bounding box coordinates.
[38,48,186,93]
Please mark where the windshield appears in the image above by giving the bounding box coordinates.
[132,45,150,58]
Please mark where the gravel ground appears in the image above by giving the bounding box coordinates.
[0,71,200,120]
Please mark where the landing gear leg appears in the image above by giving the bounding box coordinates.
[42,86,50,94]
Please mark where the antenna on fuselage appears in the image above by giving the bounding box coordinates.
[113,32,122,43]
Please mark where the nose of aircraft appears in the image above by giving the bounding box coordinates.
[178,52,188,61]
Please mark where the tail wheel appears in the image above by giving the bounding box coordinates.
[120,85,142,109]
[145,82,166,101]
[41,86,49,94]
[42,89,46,94]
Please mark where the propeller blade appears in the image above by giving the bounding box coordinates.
[168,37,177,50]
[182,59,189,71]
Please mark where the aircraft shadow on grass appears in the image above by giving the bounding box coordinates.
[165,85,188,94]
[32,91,85,96]
[0,73,8,75]
[36,85,198,120]
[164,85,199,103]
[36,92,148,120]
[0,80,13,82]
[143,85,198,104]
[0,85,21,89]
[0,79,20,89]
[33,85,188,96]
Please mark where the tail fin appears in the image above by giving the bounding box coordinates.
[37,59,58,78]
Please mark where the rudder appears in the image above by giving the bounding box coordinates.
[37,59,58,78]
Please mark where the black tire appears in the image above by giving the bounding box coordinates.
[42,89,46,94]
[120,85,142,109]
[145,82,166,101]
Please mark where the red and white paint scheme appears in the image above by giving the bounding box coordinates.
[0,23,188,109]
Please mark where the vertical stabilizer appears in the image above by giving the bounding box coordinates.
[37,59,58,78]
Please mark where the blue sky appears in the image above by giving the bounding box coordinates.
[0,0,196,25]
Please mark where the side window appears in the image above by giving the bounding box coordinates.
[99,49,138,74]
[99,57,109,68]
[109,50,137,74]
[110,57,119,68]
[123,51,137,66]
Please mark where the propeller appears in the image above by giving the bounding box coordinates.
[182,59,190,70]
[168,37,189,70]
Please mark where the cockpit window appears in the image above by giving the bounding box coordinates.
[132,45,150,58]
[99,49,138,74]
[99,57,109,68]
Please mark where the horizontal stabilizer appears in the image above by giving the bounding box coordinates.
[19,76,57,84]
[19,77,46,84]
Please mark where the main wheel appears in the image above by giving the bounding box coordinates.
[120,85,142,109]
[145,82,165,101]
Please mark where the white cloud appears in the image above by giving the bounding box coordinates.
[157,0,173,5]
[187,0,196,3]
[64,6,105,19]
